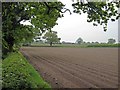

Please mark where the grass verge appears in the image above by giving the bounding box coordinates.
[30,43,120,48]
[2,52,51,90]
[87,43,120,47]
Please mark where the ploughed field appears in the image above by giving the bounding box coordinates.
[21,47,118,88]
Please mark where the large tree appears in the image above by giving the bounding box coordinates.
[108,38,116,44]
[2,2,65,56]
[76,37,83,44]
[43,31,61,46]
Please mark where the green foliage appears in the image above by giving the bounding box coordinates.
[2,52,51,90]
[72,1,120,31]
[76,37,83,44]
[2,2,64,56]
[30,42,120,48]
[107,38,116,44]
[43,31,61,46]
[29,2,64,31]
[87,43,120,47]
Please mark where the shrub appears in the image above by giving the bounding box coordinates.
[2,52,51,90]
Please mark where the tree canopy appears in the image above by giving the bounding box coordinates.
[76,37,83,44]
[43,31,61,46]
[2,2,65,56]
[72,0,120,31]
[108,38,116,44]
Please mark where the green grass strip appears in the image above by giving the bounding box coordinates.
[2,52,51,90]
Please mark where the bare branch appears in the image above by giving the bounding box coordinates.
[62,8,72,14]
[44,2,72,15]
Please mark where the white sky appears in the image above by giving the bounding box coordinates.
[52,0,118,43]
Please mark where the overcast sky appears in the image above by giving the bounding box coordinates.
[52,0,118,43]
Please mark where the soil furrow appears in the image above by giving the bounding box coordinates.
[33,54,117,88]
[20,47,118,88]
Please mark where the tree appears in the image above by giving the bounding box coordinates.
[76,37,83,44]
[2,2,65,56]
[43,31,61,46]
[95,42,99,44]
[72,1,120,31]
[108,38,116,44]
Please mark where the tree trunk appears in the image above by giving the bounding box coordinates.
[50,42,52,47]
[8,43,14,52]
[5,35,15,52]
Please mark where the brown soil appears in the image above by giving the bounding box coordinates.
[20,47,118,88]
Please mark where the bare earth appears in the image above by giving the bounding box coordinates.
[20,47,118,88]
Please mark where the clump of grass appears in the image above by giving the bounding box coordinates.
[2,52,51,90]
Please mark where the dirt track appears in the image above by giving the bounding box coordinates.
[20,47,118,88]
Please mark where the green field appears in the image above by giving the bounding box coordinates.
[2,52,51,90]
[30,43,86,48]
[30,42,120,48]
[87,43,120,47]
